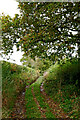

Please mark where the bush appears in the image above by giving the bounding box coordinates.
[44,63,60,96]
[60,59,80,86]
[43,59,80,118]
[2,61,25,109]
[43,59,80,96]
[2,61,40,110]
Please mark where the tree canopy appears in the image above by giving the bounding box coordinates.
[1,2,80,61]
[20,55,53,72]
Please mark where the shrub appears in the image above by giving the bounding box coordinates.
[60,59,80,88]
[43,59,80,96]
[2,61,40,110]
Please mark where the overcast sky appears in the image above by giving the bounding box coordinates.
[0,0,20,17]
[0,0,24,65]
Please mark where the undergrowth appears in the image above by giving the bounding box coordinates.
[43,59,80,119]
[2,60,39,118]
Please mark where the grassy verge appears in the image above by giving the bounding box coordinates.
[2,61,25,118]
[43,59,80,119]
[2,60,39,118]
[53,85,80,118]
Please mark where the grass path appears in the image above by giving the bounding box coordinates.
[9,88,27,118]
[25,86,42,118]
[25,76,71,118]
[31,87,46,118]
[9,75,70,118]
[8,76,39,119]
[25,76,55,118]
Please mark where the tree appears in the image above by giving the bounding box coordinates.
[20,55,35,68]
[1,2,80,61]
[20,54,52,73]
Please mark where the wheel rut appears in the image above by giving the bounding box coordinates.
[9,88,27,119]
[40,81,70,118]
[8,75,70,119]
[31,87,46,118]
[9,77,39,119]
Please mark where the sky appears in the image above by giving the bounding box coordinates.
[0,0,20,17]
[0,0,24,65]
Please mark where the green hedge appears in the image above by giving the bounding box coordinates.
[44,59,80,96]
[43,59,80,118]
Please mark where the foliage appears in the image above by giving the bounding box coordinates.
[2,58,80,118]
[21,66,40,86]
[1,2,80,60]
[53,85,80,118]
[20,55,53,74]
[2,61,39,117]
[60,59,79,86]
[44,63,60,95]
[43,59,80,118]
[44,59,80,95]
[2,61,23,108]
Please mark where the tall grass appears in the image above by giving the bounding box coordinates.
[43,59,80,118]
[2,60,39,118]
